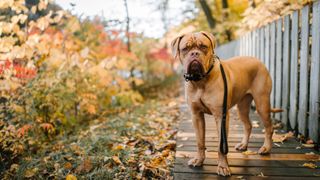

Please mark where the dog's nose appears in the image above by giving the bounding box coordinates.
[190,51,200,57]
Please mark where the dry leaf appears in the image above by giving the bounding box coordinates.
[302,143,315,148]
[177,144,184,148]
[25,168,38,178]
[66,174,77,180]
[252,121,259,128]
[181,137,188,141]
[242,150,257,155]
[75,158,92,173]
[112,156,122,165]
[305,152,319,160]
[64,162,72,169]
[302,163,317,169]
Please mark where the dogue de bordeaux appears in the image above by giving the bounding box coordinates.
[171,31,281,176]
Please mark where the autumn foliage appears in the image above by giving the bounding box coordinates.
[0,0,177,178]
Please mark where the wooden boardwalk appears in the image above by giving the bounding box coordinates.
[174,104,320,179]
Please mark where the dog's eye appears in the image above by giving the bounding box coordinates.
[200,45,208,50]
[181,47,188,52]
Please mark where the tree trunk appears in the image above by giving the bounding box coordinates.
[221,0,232,41]
[199,0,216,30]
[123,0,131,52]
[248,0,256,8]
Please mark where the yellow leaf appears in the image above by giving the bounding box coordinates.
[66,174,77,180]
[25,168,38,178]
[242,150,257,155]
[302,163,317,169]
[112,156,122,165]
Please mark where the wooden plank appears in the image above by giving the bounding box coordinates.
[175,158,320,168]
[265,25,270,70]
[275,18,283,121]
[174,164,320,177]
[309,1,320,143]
[177,147,317,154]
[298,5,310,136]
[281,15,291,129]
[175,151,320,161]
[253,30,257,58]
[260,27,265,63]
[256,29,260,59]
[289,11,299,130]
[240,36,243,56]
[249,32,252,56]
[270,21,276,111]
[174,173,320,180]
[245,33,249,56]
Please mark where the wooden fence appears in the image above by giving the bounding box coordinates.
[216,1,320,144]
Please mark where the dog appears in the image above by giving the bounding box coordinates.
[171,31,276,176]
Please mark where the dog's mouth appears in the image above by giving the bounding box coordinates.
[187,60,204,75]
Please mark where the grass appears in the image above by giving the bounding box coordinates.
[1,75,182,179]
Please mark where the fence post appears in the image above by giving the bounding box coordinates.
[260,27,265,63]
[309,1,320,143]
[298,5,310,137]
[265,25,270,70]
[281,15,291,129]
[289,11,299,130]
[270,22,276,112]
[275,18,283,121]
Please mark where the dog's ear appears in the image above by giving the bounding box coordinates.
[200,31,216,52]
[171,34,184,62]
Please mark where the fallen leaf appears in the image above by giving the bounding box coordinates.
[252,121,259,128]
[306,139,314,144]
[302,143,315,148]
[64,162,72,169]
[162,149,170,157]
[75,158,92,173]
[242,150,257,155]
[177,144,184,148]
[66,174,77,180]
[25,168,38,178]
[112,156,122,165]
[181,137,188,141]
[274,143,281,147]
[302,163,317,169]
[305,152,319,160]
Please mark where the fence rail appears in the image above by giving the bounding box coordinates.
[216,1,320,144]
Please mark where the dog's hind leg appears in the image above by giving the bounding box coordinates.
[254,95,273,154]
[235,94,253,151]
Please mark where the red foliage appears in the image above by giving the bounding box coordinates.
[148,48,171,63]
[17,124,32,137]
[0,60,37,79]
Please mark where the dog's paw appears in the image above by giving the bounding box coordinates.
[217,164,231,176]
[187,157,204,167]
[258,146,271,155]
[235,143,248,151]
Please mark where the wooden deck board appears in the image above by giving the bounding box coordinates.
[174,106,320,179]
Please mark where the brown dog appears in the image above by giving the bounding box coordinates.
[171,31,274,176]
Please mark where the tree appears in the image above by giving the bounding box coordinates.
[221,0,232,41]
[198,0,216,31]
[123,0,131,52]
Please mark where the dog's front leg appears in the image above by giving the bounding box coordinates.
[214,111,231,176]
[188,111,206,167]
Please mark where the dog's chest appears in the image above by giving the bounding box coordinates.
[186,87,223,115]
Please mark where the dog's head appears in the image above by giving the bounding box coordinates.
[171,31,216,80]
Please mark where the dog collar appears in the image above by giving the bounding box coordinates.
[183,58,215,82]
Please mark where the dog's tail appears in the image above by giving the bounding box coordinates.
[270,108,283,113]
